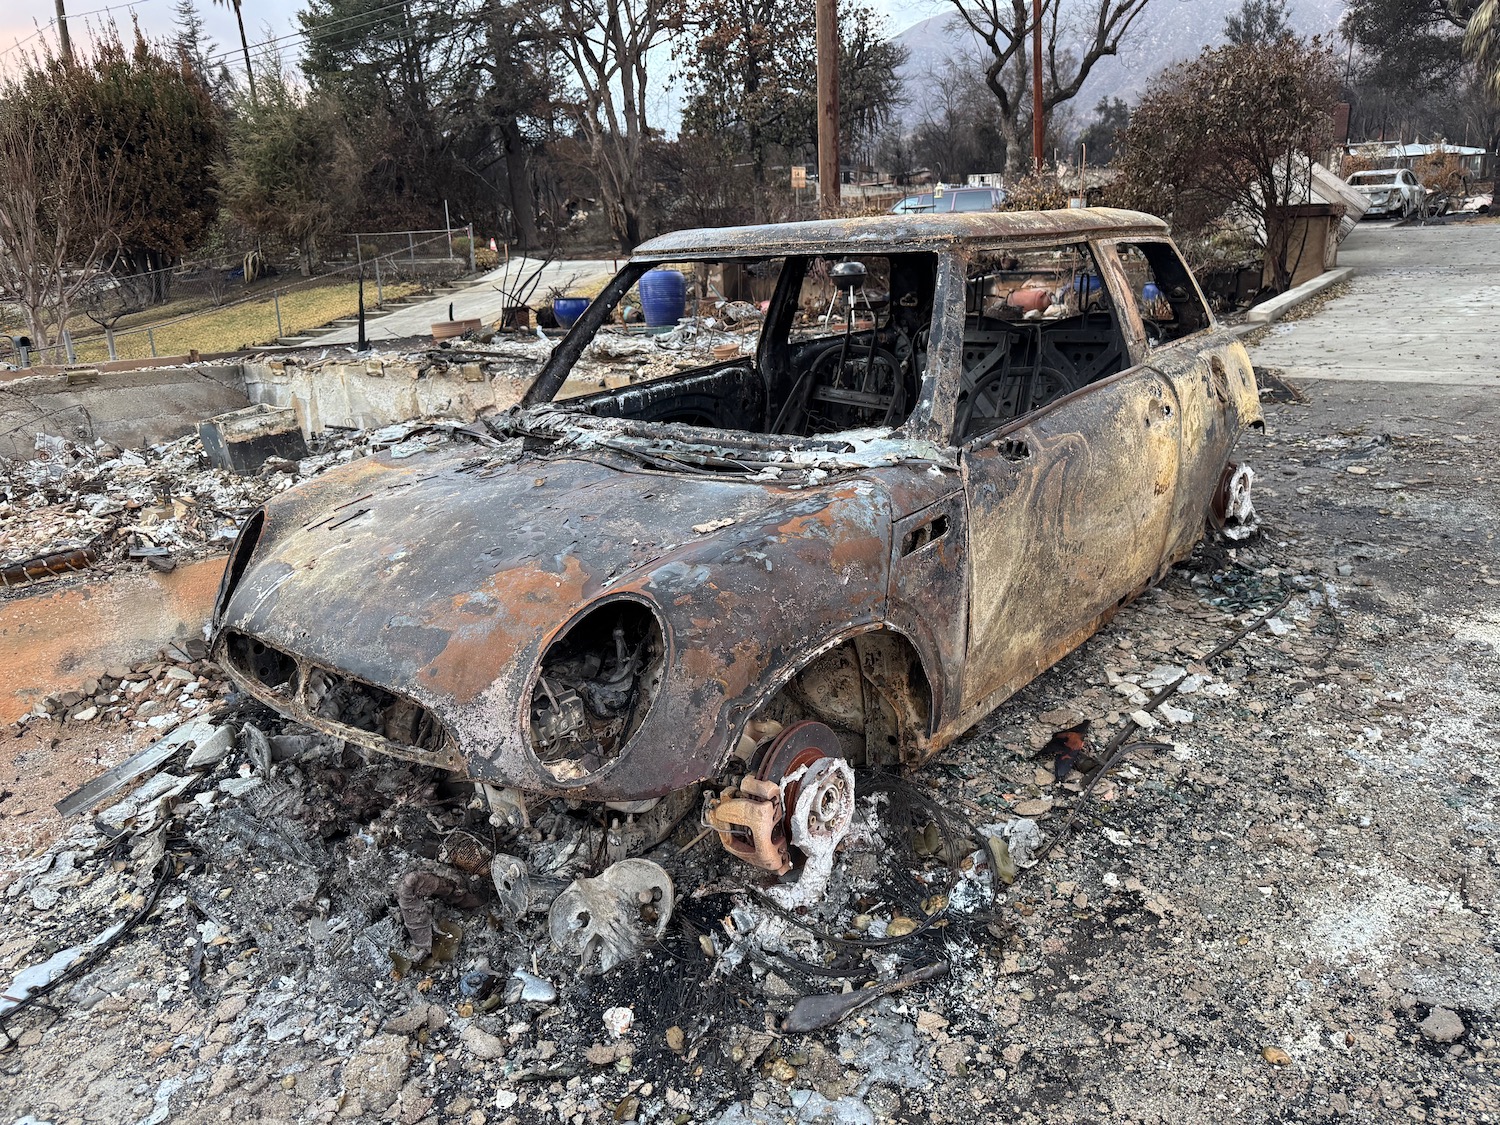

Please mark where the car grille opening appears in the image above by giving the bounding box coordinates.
[222,630,448,758]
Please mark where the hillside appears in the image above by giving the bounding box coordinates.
[892,0,1348,126]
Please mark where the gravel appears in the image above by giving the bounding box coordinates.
[0,375,1496,1123]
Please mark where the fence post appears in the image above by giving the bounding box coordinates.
[148,328,157,357]
[374,256,384,305]
[409,232,416,263]
[467,223,476,272]
[62,328,76,364]
[444,200,453,259]
[355,234,362,269]
[274,291,283,340]
[105,327,117,361]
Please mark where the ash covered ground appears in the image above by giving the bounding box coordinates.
[1,376,1497,1125]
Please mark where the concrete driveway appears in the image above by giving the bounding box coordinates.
[315,255,616,346]
[1249,220,1500,386]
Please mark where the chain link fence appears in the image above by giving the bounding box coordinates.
[4,226,475,369]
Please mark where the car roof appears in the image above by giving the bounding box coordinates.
[632,208,1170,260]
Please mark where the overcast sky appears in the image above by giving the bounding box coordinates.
[3,0,945,78]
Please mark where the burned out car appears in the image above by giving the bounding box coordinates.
[212,209,1260,873]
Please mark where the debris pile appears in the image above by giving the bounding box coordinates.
[25,639,224,730]
[3,384,1496,1121]
[0,421,494,590]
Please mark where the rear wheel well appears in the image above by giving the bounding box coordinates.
[748,630,933,768]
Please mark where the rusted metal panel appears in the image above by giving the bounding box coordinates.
[1151,335,1265,565]
[957,367,1182,711]
[217,446,915,800]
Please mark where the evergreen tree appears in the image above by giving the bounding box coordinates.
[1224,0,1294,45]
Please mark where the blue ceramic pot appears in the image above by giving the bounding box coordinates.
[639,269,687,328]
[552,296,590,328]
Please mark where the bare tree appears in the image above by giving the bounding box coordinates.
[0,80,128,351]
[944,0,1154,176]
[551,0,681,251]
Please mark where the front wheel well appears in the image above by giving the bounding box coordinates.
[744,630,934,768]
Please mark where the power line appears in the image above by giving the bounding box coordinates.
[201,0,416,69]
[1,0,171,62]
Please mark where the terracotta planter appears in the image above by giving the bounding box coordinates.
[431,318,481,341]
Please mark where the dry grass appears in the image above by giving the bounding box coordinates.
[50,280,422,363]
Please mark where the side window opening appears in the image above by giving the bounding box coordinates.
[1115,241,1212,346]
[553,252,940,440]
[772,253,938,436]
[954,243,1129,441]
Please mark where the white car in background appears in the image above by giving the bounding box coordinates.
[1347,168,1427,219]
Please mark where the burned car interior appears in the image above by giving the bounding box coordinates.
[565,252,938,438]
[546,233,1210,450]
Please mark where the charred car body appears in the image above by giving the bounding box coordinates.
[213,210,1261,872]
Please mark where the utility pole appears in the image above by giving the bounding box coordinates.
[1032,0,1044,175]
[55,0,73,63]
[816,0,840,216]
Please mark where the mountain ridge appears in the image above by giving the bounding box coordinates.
[893,0,1349,126]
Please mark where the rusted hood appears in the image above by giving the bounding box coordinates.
[219,445,895,713]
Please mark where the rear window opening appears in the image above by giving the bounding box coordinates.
[955,243,1130,440]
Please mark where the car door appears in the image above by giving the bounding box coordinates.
[1101,238,1261,563]
[956,242,1182,714]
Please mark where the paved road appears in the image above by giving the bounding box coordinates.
[1249,220,1500,386]
[315,256,616,346]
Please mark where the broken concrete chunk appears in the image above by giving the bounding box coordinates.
[548,858,673,973]
[184,724,235,769]
[459,1023,507,1060]
[1419,1007,1465,1044]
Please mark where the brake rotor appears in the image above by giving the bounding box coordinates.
[754,719,844,818]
